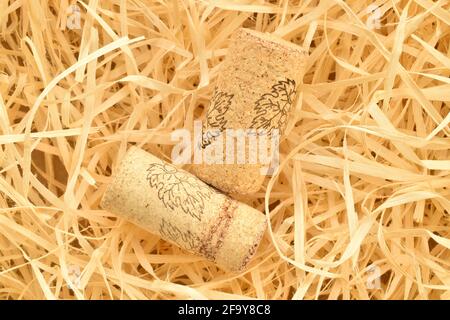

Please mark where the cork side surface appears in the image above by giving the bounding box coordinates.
[101,146,266,271]
[191,28,308,195]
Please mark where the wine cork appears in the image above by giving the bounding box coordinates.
[101,147,266,272]
[191,28,308,195]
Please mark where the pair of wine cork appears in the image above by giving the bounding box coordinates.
[101,28,307,271]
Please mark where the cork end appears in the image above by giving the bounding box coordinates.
[100,146,141,211]
[232,223,266,273]
[214,202,267,272]
[235,28,308,58]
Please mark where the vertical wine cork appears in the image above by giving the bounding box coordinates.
[101,147,266,272]
[191,28,308,195]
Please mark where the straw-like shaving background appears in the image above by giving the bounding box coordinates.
[0,0,449,299]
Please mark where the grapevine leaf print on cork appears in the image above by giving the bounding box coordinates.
[250,78,296,135]
[201,88,234,148]
[159,218,200,250]
[146,163,213,221]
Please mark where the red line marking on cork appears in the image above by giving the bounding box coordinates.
[238,224,266,271]
[198,198,238,261]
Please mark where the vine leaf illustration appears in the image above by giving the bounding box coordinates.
[159,218,200,250]
[146,163,213,221]
[201,88,234,148]
[249,78,296,135]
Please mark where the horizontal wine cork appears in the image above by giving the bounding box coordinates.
[101,147,266,272]
[191,28,308,195]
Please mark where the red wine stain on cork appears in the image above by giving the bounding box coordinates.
[198,198,238,261]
